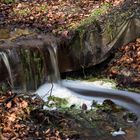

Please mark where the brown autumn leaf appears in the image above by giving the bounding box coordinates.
[20,100,28,109]
[136,38,140,43]
[110,69,118,75]
[6,101,12,108]
[7,113,16,122]
[14,124,21,130]
[2,127,12,133]
[106,38,140,88]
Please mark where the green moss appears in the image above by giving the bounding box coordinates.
[3,0,14,4]
[77,3,111,33]
[46,96,69,108]
[84,77,115,82]
[104,21,114,41]
[0,29,10,40]
[122,87,140,93]
[16,9,30,17]
[0,83,9,92]
[13,4,48,17]
[70,3,112,52]
[39,4,48,12]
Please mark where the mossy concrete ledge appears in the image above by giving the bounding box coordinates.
[58,0,140,72]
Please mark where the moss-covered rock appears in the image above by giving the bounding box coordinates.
[62,0,140,72]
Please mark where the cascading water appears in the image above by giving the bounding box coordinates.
[0,41,60,91]
[46,43,60,83]
[0,51,14,88]
[0,47,47,91]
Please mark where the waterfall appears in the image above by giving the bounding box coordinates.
[0,52,14,88]
[46,43,60,83]
[0,41,60,91]
[0,47,47,91]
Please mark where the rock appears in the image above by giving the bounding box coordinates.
[81,103,87,110]
[111,128,126,136]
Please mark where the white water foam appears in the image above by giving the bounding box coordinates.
[35,79,116,109]
[36,83,94,109]
[36,79,140,116]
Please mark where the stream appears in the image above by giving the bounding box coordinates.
[0,27,140,140]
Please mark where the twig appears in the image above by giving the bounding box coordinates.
[42,79,54,99]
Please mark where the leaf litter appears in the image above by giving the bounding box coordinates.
[0,91,139,140]
[0,0,124,35]
[106,38,140,89]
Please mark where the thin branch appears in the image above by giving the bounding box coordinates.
[42,79,54,99]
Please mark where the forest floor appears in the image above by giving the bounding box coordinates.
[103,38,140,92]
[0,0,124,35]
[0,91,139,140]
[0,0,140,140]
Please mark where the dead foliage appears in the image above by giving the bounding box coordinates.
[0,91,138,140]
[0,91,82,140]
[0,0,124,35]
[106,38,140,88]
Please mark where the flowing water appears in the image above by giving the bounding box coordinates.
[0,48,47,91]
[36,43,140,116]
[46,43,60,83]
[0,51,14,88]
[0,28,140,139]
